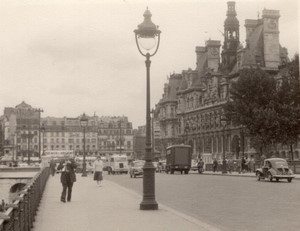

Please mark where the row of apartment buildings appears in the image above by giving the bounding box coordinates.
[153,2,300,163]
[0,101,138,160]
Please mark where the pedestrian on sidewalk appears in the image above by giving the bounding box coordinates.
[236,158,242,174]
[212,158,218,173]
[93,155,104,186]
[241,156,246,173]
[57,158,77,203]
[248,156,255,173]
[49,159,56,176]
[227,157,234,174]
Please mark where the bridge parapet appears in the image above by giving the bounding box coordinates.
[0,167,50,231]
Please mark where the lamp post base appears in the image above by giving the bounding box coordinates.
[140,201,158,210]
[140,162,158,210]
[82,162,87,177]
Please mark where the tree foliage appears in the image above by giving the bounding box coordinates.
[224,59,300,156]
[275,54,300,147]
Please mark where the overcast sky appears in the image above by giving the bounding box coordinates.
[0,0,298,128]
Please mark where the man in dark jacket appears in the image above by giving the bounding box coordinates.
[212,158,218,173]
[57,159,77,203]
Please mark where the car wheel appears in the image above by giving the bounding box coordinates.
[288,178,292,183]
[276,178,279,182]
[268,173,273,182]
[134,174,136,178]
[256,172,261,181]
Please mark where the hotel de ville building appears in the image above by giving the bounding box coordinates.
[155,1,299,163]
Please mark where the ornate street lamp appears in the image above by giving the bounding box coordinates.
[220,116,228,174]
[134,7,161,210]
[80,113,88,177]
[184,123,190,145]
[40,123,46,156]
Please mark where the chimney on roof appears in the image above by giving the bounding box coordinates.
[262,9,280,69]
[244,19,258,43]
[195,46,206,73]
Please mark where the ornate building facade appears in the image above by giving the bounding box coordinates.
[156,2,297,163]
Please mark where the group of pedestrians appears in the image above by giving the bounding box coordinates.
[241,156,256,173]
[49,155,104,203]
[211,155,256,173]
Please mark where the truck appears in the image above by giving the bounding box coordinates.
[106,154,129,175]
[165,144,192,174]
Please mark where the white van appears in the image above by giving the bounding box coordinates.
[106,154,129,174]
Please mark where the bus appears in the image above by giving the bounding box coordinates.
[41,150,74,167]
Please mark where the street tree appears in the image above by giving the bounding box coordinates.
[275,54,300,159]
[224,68,279,156]
[224,55,300,158]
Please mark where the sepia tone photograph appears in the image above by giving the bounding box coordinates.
[0,0,299,230]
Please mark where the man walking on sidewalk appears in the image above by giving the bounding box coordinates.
[57,158,77,203]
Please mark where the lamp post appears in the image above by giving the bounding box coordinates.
[184,124,190,145]
[40,123,46,156]
[134,7,161,210]
[119,120,122,155]
[150,109,155,152]
[80,113,88,177]
[220,116,228,174]
[36,108,43,159]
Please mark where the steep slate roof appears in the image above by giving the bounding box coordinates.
[160,74,182,103]
[244,23,264,66]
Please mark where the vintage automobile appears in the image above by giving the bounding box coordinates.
[129,160,145,178]
[256,158,294,182]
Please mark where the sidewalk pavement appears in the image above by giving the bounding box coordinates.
[201,171,300,180]
[32,174,221,231]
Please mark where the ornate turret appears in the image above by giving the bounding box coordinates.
[221,1,240,72]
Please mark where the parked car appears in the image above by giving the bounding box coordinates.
[129,160,145,178]
[256,158,294,182]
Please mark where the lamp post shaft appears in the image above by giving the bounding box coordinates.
[27,133,30,165]
[140,53,158,210]
[82,127,87,177]
[42,129,44,156]
[222,126,227,174]
[119,120,122,155]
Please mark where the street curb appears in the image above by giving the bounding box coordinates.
[201,172,300,180]
[107,180,222,231]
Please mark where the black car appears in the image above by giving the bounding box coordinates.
[256,158,294,182]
